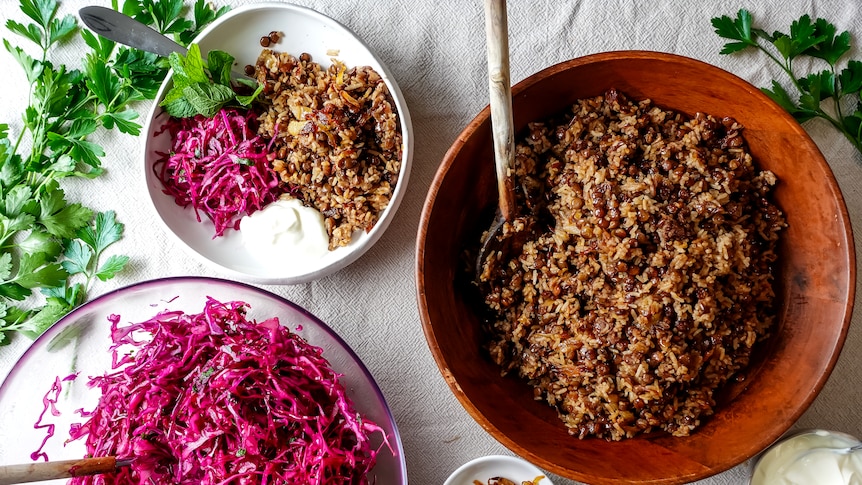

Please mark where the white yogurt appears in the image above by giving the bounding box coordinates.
[751,430,862,485]
[239,196,329,271]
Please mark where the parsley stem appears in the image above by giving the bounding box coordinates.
[756,43,808,98]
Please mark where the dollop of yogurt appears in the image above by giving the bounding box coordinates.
[239,196,329,271]
[751,430,862,485]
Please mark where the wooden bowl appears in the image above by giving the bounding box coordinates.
[415,51,856,484]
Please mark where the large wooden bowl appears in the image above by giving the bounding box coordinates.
[416,51,856,484]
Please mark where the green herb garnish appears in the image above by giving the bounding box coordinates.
[712,9,862,155]
[160,45,263,118]
[0,0,227,344]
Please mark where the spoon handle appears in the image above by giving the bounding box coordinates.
[79,6,186,57]
[0,456,125,485]
[483,0,517,221]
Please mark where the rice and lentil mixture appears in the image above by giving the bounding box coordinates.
[254,50,402,249]
[478,89,785,441]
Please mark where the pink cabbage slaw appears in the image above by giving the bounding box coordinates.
[66,297,390,484]
[31,374,77,462]
[153,108,280,237]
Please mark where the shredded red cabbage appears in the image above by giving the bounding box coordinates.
[153,108,280,237]
[31,374,74,462]
[67,297,389,484]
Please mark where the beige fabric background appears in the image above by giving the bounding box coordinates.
[1,1,861,484]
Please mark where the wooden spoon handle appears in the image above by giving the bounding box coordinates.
[0,456,118,484]
[483,0,517,221]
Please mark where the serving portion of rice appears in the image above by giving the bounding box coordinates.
[478,89,785,440]
[254,50,402,249]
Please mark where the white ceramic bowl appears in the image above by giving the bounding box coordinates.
[142,3,413,284]
[444,455,555,485]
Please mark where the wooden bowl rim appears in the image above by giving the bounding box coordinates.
[415,50,857,484]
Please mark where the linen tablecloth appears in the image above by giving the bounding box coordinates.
[1,1,861,484]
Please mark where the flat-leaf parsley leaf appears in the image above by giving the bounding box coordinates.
[712,9,862,155]
[0,0,228,345]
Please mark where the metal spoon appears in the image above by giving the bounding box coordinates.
[78,6,254,83]
[475,0,517,283]
[750,428,862,484]
[79,6,187,57]
[795,434,862,459]
[0,456,131,484]
[832,442,862,454]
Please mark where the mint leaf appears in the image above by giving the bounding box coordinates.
[236,81,264,107]
[184,82,235,118]
[162,96,198,118]
[169,44,208,84]
[207,49,234,86]
[160,45,259,118]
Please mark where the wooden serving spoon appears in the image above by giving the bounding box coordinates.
[0,456,132,484]
[475,0,518,283]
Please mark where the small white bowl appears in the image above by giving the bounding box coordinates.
[142,2,413,284]
[444,455,555,485]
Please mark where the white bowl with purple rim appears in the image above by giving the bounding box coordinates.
[0,276,407,483]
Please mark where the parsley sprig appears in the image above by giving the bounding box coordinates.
[712,10,862,155]
[0,0,227,344]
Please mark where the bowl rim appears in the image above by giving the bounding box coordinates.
[443,454,555,485]
[0,276,408,482]
[747,428,862,484]
[415,49,856,484]
[141,2,414,285]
